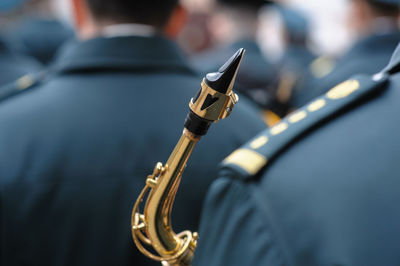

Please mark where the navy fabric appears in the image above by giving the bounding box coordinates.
[293,31,400,107]
[194,47,400,266]
[277,44,316,113]
[222,74,388,179]
[276,6,309,41]
[6,18,75,65]
[0,37,41,86]
[0,35,266,266]
[278,45,316,75]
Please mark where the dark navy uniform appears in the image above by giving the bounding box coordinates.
[277,45,316,81]
[193,43,400,266]
[0,35,265,266]
[0,0,42,85]
[6,17,75,65]
[0,37,41,86]
[298,30,400,106]
[290,0,400,108]
[275,6,316,114]
[290,55,336,109]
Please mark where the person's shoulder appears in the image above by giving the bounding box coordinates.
[0,72,45,104]
[221,72,390,181]
[0,44,43,85]
[0,71,59,122]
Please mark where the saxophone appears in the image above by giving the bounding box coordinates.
[131,49,245,266]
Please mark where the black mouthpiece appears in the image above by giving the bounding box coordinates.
[184,48,245,136]
[205,48,245,94]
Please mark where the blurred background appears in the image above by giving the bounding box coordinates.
[179,0,353,57]
[175,0,399,121]
[0,0,372,63]
[0,0,398,121]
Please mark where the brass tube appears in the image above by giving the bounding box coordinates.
[132,48,245,266]
[144,129,199,257]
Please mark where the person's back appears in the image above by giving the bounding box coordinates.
[274,5,316,114]
[193,41,400,265]
[292,0,400,108]
[0,1,266,265]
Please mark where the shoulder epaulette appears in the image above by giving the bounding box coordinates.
[309,56,336,79]
[0,71,46,102]
[222,73,389,179]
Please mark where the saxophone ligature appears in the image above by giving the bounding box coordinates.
[131,48,245,266]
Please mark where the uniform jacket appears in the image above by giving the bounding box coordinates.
[0,37,41,86]
[292,31,400,108]
[276,44,316,114]
[0,35,266,266]
[194,43,400,266]
[278,44,316,76]
[6,17,75,65]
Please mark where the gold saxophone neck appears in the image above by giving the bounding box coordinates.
[131,48,245,266]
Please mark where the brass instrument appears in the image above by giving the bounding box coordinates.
[131,49,245,266]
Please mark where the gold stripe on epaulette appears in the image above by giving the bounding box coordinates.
[270,122,288,136]
[307,99,326,112]
[310,56,335,78]
[288,110,307,124]
[326,80,360,100]
[223,148,267,175]
[250,135,269,149]
[16,75,34,90]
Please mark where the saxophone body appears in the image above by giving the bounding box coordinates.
[131,49,245,266]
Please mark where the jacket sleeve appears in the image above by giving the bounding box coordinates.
[192,172,288,266]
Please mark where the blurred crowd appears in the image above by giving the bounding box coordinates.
[0,0,398,122]
[0,0,399,265]
[179,0,400,120]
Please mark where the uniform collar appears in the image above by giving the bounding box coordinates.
[384,43,400,74]
[52,35,196,75]
[101,23,156,38]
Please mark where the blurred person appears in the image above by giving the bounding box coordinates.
[5,0,75,65]
[292,0,400,108]
[289,54,337,108]
[0,0,41,86]
[274,5,317,114]
[0,0,266,265]
[178,12,213,54]
[191,0,283,124]
[193,42,400,266]
[177,5,214,55]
